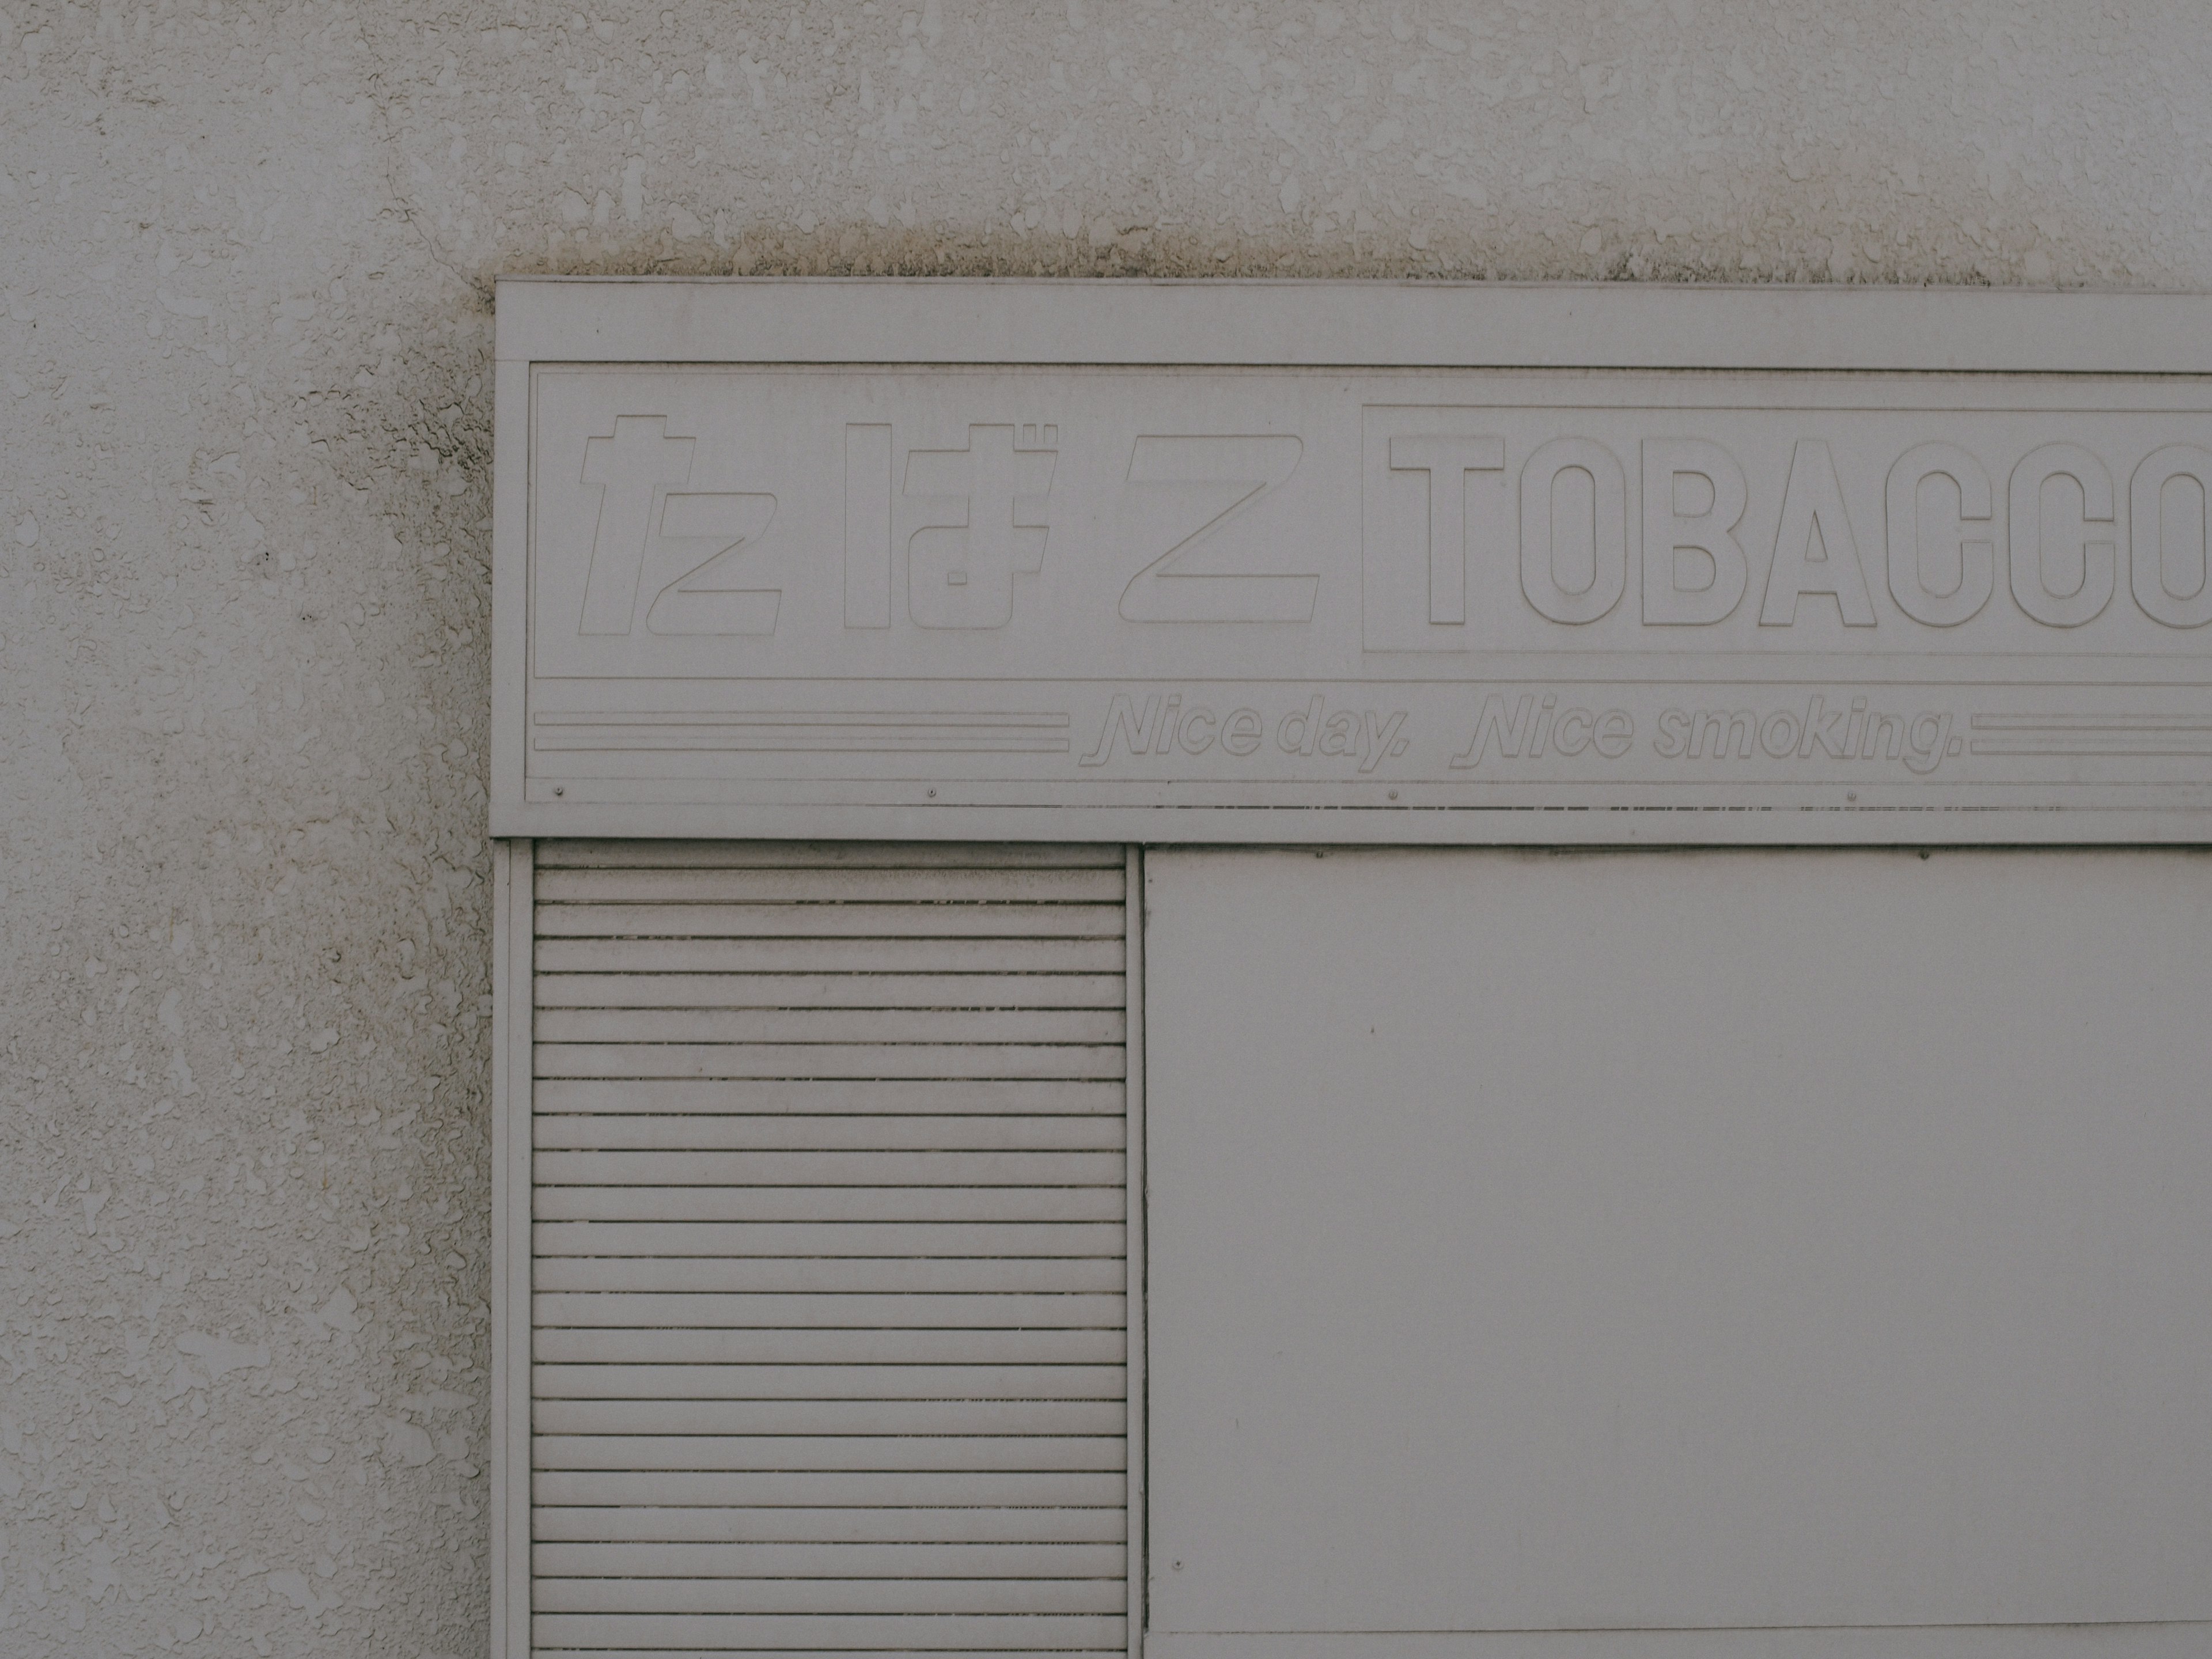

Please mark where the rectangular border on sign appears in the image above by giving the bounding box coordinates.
[492,279,2212,376]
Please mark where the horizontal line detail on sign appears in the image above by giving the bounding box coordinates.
[533,710,1072,755]
[535,712,1074,726]
[1968,712,2212,755]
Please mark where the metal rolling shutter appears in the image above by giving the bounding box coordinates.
[528,841,1132,1659]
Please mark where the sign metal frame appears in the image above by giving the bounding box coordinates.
[493,279,2212,843]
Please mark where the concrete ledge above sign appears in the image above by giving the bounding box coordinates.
[491,279,2212,843]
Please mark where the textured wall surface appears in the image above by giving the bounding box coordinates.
[0,1,2205,1653]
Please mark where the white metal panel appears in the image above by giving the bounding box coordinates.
[493,279,2212,375]
[1145,847,2212,1650]
[491,280,2212,845]
[529,841,1131,1659]
[1145,1635,2212,1659]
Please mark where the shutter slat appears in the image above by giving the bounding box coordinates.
[531,1365,1127,1402]
[533,1575,1127,1614]
[533,1188,1128,1224]
[534,1540,1127,1577]
[534,1400,1126,1436]
[533,1221,1126,1257]
[535,902,1126,938]
[535,1150,1125,1187]
[535,1079,1123,1115]
[537,972,1127,1010]
[533,1435,1126,1473]
[537,1652,1127,1659]
[538,937,1127,974]
[536,1007,1125,1045]
[532,1506,1127,1544]
[531,1651,1126,1659]
[532,1470,1127,1506]
[535,1115,1127,1153]
[535,1043,1126,1081]
[538,868,1123,904]
[530,1651,1126,1659]
[531,1612,1127,1650]
[534,1259,1127,1294]
[536,1652,1129,1659]
[534,1652,1127,1659]
[535,1293,1127,1329]
[536,839,1122,870]
[531,845,1128,1654]
[535,1330,1126,1366]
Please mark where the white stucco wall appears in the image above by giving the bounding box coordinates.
[0,2,2205,1652]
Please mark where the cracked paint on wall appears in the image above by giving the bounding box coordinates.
[0,0,2205,1653]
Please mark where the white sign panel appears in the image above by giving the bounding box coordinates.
[493,282,2212,842]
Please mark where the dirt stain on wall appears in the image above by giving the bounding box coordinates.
[0,1,2203,1652]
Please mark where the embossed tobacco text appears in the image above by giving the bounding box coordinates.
[552,393,2212,654]
[1448,691,1963,775]
[1650,698,1959,774]
[1450,695,1636,768]
[1362,414,2212,644]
